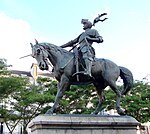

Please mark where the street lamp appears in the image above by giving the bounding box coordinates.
[0,101,4,134]
[20,120,23,134]
[0,114,4,134]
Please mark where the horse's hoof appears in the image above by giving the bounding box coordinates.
[45,109,53,115]
[91,111,98,115]
[117,109,126,115]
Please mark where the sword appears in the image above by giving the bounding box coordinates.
[73,46,79,81]
[19,54,32,59]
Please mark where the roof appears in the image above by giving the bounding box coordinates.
[10,70,54,77]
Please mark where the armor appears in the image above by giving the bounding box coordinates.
[60,19,103,77]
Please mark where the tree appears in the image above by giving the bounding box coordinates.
[0,59,28,133]
[121,80,150,123]
[3,77,57,134]
[1,57,149,133]
[43,78,149,123]
[0,77,28,133]
[57,84,97,114]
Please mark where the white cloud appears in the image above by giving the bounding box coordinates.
[0,13,44,71]
[0,12,149,80]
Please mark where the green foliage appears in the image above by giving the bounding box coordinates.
[121,80,150,123]
[0,76,28,99]
[43,79,149,123]
[0,75,58,133]
[0,59,21,99]
[0,59,10,75]
[0,59,7,70]
[54,84,97,114]
[0,57,149,132]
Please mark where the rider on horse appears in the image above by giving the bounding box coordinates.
[60,19,103,77]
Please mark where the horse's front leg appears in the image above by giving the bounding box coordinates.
[45,75,70,114]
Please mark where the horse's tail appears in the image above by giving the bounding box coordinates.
[119,66,134,95]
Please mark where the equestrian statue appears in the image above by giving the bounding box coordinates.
[30,13,133,115]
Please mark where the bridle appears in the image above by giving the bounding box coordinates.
[34,45,53,70]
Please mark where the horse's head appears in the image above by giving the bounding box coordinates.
[31,39,49,70]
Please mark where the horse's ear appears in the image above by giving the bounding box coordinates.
[35,39,38,44]
[30,43,33,48]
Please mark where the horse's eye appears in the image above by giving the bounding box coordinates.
[37,49,40,55]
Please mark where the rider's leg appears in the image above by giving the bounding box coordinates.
[82,50,93,77]
[84,58,93,77]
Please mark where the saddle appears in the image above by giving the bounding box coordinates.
[72,47,95,80]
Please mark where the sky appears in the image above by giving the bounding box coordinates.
[0,0,150,80]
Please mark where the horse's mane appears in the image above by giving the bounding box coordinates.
[39,42,72,55]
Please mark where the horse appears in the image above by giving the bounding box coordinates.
[30,40,133,115]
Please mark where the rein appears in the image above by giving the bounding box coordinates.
[38,45,53,70]
[37,43,74,70]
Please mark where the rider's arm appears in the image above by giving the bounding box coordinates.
[86,29,103,43]
[86,36,103,43]
[60,40,75,48]
[60,36,80,48]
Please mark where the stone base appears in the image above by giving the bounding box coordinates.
[29,114,139,134]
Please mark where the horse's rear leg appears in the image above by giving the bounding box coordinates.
[108,80,126,115]
[45,75,70,114]
[92,84,105,115]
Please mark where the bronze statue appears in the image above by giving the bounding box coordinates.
[60,13,107,77]
[30,39,133,115]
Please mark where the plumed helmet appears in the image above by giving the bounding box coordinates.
[81,19,92,28]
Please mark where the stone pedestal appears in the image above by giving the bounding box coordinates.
[29,114,139,134]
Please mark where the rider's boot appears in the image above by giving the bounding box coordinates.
[84,59,92,77]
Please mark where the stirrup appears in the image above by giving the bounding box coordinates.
[72,71,85,77]
[72,71,92,78]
